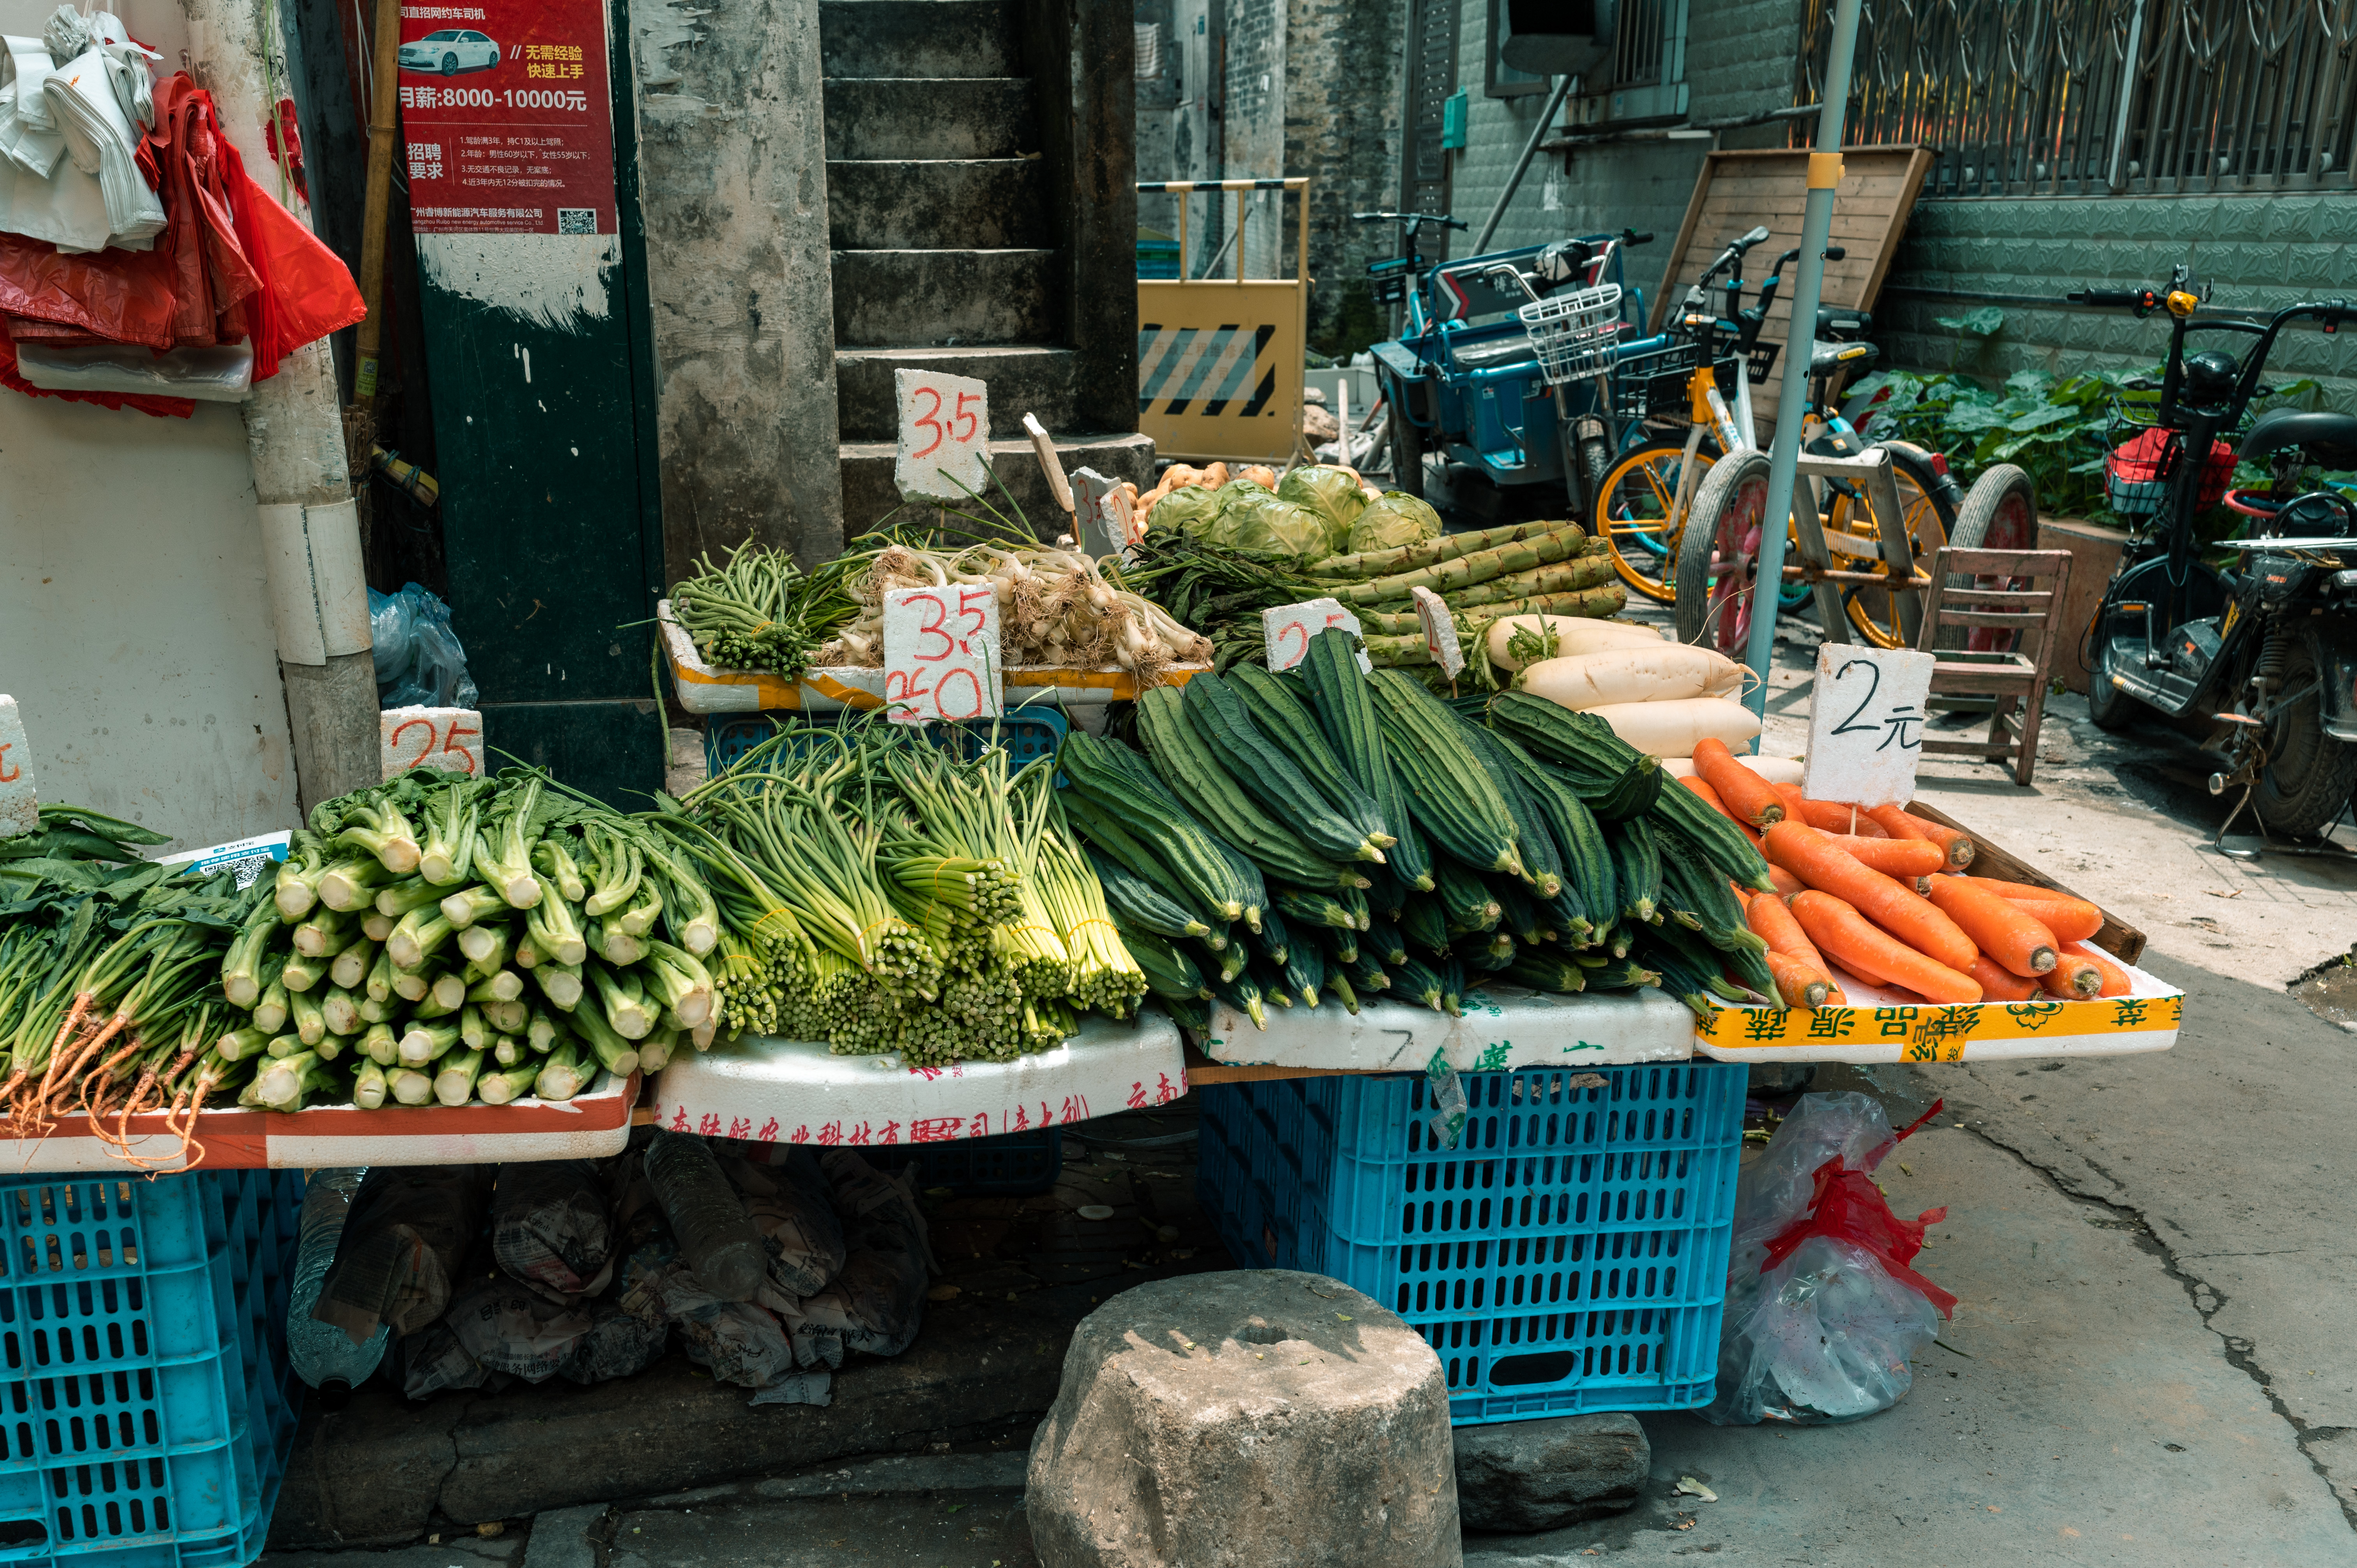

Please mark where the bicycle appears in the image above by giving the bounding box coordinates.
[1583,228,1959,650]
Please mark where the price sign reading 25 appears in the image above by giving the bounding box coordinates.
[882,586,1004,726]
[894,368,992,504]
[380,707,484,781]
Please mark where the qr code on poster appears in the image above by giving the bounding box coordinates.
[557,208,597,235]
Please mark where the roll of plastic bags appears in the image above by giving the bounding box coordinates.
[13,339,250,400]
[42,48,161,246]
[0,39,62,170]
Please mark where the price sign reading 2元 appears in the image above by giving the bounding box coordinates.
[1800,645,1936,809]
[894,368,991,503]
[883,586,1004,726]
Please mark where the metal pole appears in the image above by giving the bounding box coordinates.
[1473,74,1579,253]
[1740,0,1864,750]
[2106,0,2149,192]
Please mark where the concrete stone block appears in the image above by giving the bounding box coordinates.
[818,0,1016,77]
[1452,1414,1648,1533]
[519,1504,608,1568]
[832,249,1062,347]
[827,159,1047,251]
[823,77,1034,161]
[1025,1270,1460,1568]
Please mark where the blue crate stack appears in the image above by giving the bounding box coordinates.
[1197,1062,1745,1425]
[0,1170,303,1568]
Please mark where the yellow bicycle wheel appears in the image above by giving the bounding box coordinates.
[1596,444,1716,605]
[1827,458,1952,648]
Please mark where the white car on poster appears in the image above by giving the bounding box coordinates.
[399,29,500,76]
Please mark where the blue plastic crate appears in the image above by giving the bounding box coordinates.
[1197,1063,1744,1425]
[704,709,1069,779]
[0,1170,303,1568]
[911,1129,1065,1195]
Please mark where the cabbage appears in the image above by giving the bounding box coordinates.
[1277,465,1368,552]
[1203,483,1328,562]
[1348,491,1444,554]
[1147,482,1222,534]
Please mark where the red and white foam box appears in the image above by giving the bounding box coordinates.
[647,1012,1186,1146]
[0,1072,638,1172]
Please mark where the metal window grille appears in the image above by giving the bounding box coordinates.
[1795,0,2357,197]
[1617,0,1671,87]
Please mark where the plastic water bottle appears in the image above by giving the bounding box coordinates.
[643,1130,765,1302]
[288,1168,390,1406]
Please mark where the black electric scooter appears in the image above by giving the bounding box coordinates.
[2072,267,2357,841]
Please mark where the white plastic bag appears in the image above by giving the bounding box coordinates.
[1703,1092,1951,1425]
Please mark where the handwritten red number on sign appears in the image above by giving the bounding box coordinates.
[952,391,981,443]
[1275,621,1309,667]
[935,668,986,720]
[442,722,481,774]
[389,717,436,771]
[956,585,993,650]
[909,386,946,459]
[911,592,958,660]
[0,743,14,785]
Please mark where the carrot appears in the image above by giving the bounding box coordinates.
[1924,875,2058,976]
[1693,738,1785,828]
[1764,951,1832,1010]
[1822,834,1944,879]
[1865,804,1935,844]
[1789,892,1983,1003]
[1744,885,1830,972]
[1767,864,1806,899]
[2040,952,2104,999]
[2061,939,2132,998]
[1903,810,1975,869]
[1763,822,1979,972]
[1959,875,2051,898]
[1998,895,2102,944]
[1680,775,1764,850]
[1966,954,2041,1001]
[1775,783,1890,837]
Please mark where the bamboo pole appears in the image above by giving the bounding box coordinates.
[352,0,404,401]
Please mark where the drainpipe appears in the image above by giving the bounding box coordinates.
[182,0,382,812]
[1473,74,1578,254]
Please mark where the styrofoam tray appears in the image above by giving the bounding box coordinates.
[1693,960,2184,1062]
[1202,984,1698,1074]
[657,599,1207,715]
[648,1011,1186,1144]
[0,1071,638,1171]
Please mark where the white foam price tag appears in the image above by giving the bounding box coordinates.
[1409,586,1463,678]
[894,369,991,503]
[381,707,484,780]
[883,585,1003,725]
[1262,598,1370,673]
[0,695,36,837]
[1801,645,1936,809]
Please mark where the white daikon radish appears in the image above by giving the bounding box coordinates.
[1519,645,1746,710]
[1659,754,1807,782]
[1585,697,1763,758]
[1486,614,1664,671]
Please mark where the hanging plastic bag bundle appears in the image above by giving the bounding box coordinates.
[1702,1091,1954,1426]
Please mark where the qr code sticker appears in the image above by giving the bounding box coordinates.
[558,208,596,235]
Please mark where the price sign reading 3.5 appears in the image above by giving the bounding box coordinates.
[894,369,991,503]
[883,586,1003,726]
[1801,645,1936,809]
[1261,598,1371,673]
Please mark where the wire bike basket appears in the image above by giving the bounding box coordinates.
[1518,282,1624,385]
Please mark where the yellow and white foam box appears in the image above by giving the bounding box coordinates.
[1203,985,1698,1073]
[1693,959,2183,1064]
[656,599,1205,716]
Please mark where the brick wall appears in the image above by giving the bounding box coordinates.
[1283,0,1405,353]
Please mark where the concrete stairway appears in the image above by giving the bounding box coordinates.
[822,0,1152,536]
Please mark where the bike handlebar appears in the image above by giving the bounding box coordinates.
[1350,210,1469,230]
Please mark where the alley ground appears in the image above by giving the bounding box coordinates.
[262,600,2357,1568]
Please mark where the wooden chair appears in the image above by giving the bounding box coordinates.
[1912,547,2074,786]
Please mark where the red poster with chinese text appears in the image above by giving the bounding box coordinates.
[396,0,615,235]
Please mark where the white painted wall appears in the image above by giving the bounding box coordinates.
[0,0,300,851]
[0,398,298,848]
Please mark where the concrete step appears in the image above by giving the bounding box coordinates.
[832,248,1061,346]
[836,344,1077,440]
[818,0,1019,79]
[823,76,1035,160]
[839,429,1156,533]
[827,159,1047,250]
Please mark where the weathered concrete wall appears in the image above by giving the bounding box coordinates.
[1285,0,1405,355]
[628,0,845,574]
